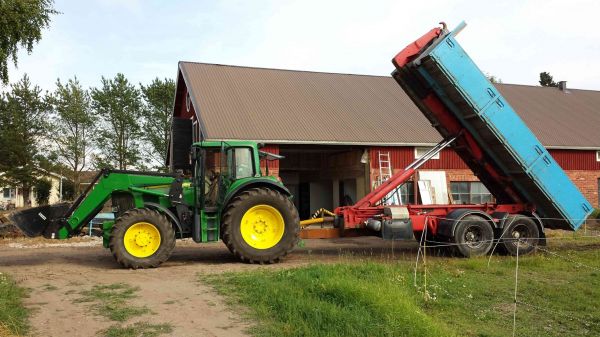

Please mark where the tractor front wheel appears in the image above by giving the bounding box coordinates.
[222,187,299,264]
[109,208,176,269]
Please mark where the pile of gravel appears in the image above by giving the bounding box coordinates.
[0,223,23,238]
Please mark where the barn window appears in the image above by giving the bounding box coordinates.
[415,147,440,160]
[399,182,415,204]
[596,150,600,162]
[450,182,493,204]
[185,92,191,112]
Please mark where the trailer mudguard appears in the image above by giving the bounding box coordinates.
[437,209,494,238]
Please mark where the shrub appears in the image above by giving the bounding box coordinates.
[34,179,53,205]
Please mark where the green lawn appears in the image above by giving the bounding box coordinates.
[0,272,29,336]
[204,237,600,337]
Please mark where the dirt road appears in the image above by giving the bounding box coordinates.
[0,237,412,337]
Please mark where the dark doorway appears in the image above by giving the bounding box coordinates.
[298,183,311,220]
[278,145,368,220]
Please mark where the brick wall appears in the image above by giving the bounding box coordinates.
[566,170,600,208]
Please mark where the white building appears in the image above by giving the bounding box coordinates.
[1,170,65,208]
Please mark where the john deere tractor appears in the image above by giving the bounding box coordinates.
[10,140,299,268]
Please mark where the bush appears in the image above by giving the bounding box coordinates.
[591,208,600,220]
[34,179,52,205]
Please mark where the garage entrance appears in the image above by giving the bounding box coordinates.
[278,145,370,219]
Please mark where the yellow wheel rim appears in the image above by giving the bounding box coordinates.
[240,205,285,249]
[123,222,161,258]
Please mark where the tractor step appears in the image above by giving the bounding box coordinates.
[203,211,219,242]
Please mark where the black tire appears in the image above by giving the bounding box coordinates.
[500,215,539,256]
[109,208,176,269]
[452,215,494,257]
[222,187,299,264]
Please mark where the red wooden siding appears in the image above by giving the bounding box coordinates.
[370,147,600,172]
[369,147,468,170]
[548,149,600,170]
[260,144,279,175]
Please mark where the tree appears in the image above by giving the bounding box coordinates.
[0,0,58,84]
[485,72,502,84]
[91,73,142,170]
[60,178,75,201]
[0,74,49,204]
[49,77,95,191]
[140,78,175,171]
[539,72,557,87]
[34,178,52,205]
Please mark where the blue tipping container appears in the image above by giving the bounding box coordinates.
[402,22,592,230]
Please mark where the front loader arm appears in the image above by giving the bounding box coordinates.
[57,170,175,239]
[10,170,175,239]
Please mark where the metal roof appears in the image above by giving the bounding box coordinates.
[178,62,600,149]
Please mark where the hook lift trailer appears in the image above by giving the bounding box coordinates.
[8,22,593,267]
[299,21,593,257]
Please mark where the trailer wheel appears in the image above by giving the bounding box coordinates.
[500,215,539,256]
[452,215,494,257]
[221,187,299,264]
[109,208,176,269]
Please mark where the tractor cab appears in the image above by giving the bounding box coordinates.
[191,141,263,208]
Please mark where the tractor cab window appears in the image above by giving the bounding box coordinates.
[227,147,255,179]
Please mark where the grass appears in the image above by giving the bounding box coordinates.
[0,272,29,336]
[102,322,173,337]
[74,283,172,337]
[204,237,600,337]
[75,283,151,322]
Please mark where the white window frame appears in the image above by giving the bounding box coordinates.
[596,150,600,162]
[414,147,440,160]
[3,188,15,199]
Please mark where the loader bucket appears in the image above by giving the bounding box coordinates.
[8,203,71,238]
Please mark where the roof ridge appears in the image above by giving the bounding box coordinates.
[178,61,600,92]
[497,82,600,93]
[178,61,392,79]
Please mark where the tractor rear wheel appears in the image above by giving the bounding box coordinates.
[452,215,494,257]
[109,208,176,269]
[221,187,299,264]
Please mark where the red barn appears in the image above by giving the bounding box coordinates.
[171,62,600,219]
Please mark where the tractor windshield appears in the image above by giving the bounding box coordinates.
[227,147,255,179]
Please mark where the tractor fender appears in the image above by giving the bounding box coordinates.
[222,178,292,208]
[437,209,494,238]
[144,202,183,236]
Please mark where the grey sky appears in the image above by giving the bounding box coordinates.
[6,0,600,92]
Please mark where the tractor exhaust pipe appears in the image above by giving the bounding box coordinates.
[8,203,71,238]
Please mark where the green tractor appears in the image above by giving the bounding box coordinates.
[10,140,300,268]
